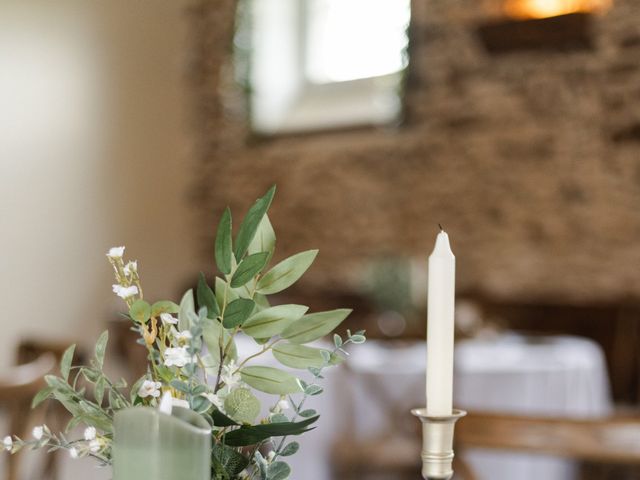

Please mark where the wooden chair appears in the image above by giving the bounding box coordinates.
[331,430,478,479]
[10,340,88,480]
[0,353,56,480]
[332,410,640,480]
[455,411,640,480]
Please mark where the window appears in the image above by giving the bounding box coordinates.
[235,0,411,135]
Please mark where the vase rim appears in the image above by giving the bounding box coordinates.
[115,406,212,436]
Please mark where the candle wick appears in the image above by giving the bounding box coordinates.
[438,223,444,232]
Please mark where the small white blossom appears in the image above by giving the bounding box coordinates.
[3,436,12,451]
[267,451,276,462]
[83,426,96,441]
[138,380,162,398]
[32,426,44,440]
[106,246,125,258]
[123,261,138,276]
[89,439,101,453]
[112,284,139,299]
[202,392,223,410]
[173,330,192,346]
[159,391,173,415]
[277,399,290,411]
[160,313,179,325]
[221,360,241,390]
[163,347,195,368]
[69,447,79,459]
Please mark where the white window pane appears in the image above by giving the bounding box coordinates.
[305,0,411,83]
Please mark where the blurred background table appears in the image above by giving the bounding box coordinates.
[455,333,612,480]
[331,332,612,480]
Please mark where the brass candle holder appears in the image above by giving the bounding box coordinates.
[411,408,467,480]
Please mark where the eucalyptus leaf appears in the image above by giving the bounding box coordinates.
[223,298,256,329]
[60,344,76,382]
[197,273,219,318]
[281,309,352,344]
[305,385,323,396]
[272,343,326,369]
[280,442,299,457]
[212,443,249,477]
[211,409,240,427]
[178,289,195,330]
[31,386,54,409]
[270,413,289,423]
[253,293,271,311]
[230,252,269,288]
[150,300,180,317]
[268,461,291,480]
[234,185,276,261]
[240,366,302,395]
[203,318,238,365]
[95,331,109,370]
[242,305,308,339]
[222,415,318,447]
[215,276,237,311]
[170,380,190,394]
[129,375,146,402]
[248,214,276,263]
[256,250,318,295]
[215,207,233,275]
[94,377,105,405]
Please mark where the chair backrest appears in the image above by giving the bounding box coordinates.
[456,410,640,464]
[0,354,56,403]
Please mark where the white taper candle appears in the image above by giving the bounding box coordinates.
[426,229,456,416]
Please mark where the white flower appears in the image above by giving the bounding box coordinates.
[123,261,138,276]
[106,246,125,258]
[83,426,96,441]
[172,398,190,409]
[163,347,195,368]
[160,313,179,325]
[277,399,290,411]
[3,436,12,451]
[173,330,192,346]
[89,439,101,453]
[220,360,241,390]
[32,426,44,440]
[69,447,79,459]
[138,380,162,398]
[112,284,139,299]
[202,392,223,410]
[267,451,276,462]
[159,391,173,415]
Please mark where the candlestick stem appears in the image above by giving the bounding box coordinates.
[411,408,466,480]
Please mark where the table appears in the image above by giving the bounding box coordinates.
[454,333,612,480]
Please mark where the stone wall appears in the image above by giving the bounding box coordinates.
[188,0,640,304]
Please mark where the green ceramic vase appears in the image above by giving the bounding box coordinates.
[112,407,211,480]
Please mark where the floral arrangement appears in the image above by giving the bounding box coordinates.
[3,186,365,479]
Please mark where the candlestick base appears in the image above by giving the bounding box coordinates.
[411,408,467,480]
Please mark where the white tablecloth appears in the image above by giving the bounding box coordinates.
[454,333,612,480]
